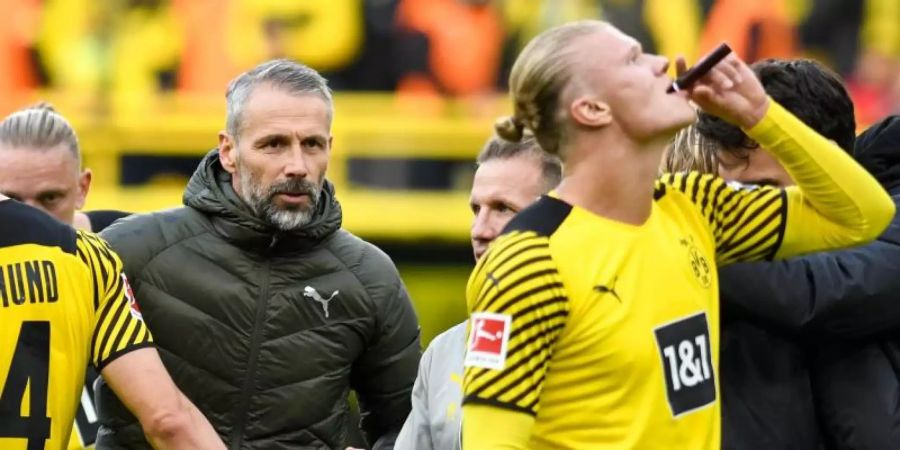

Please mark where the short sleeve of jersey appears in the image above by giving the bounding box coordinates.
[658,172,788,265]
[75,231,153,370]
[462,231,569,416]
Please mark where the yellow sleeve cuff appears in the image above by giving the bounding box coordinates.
[462,403,535,450]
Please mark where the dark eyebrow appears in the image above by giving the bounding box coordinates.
[302,135,328,144]
[253,134,291,148]
[37,189,67,198]
[715,151,751,170]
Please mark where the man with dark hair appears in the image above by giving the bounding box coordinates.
[698,58,857,185]
[95,59,421,450]
[396,135,561,450]
[696,60,900,449]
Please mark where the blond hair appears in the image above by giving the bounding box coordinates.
[0,102,81,166]
[661,126,719,174]
[495,20,605,157]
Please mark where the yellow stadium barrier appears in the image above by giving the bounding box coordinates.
[21,92,509,242]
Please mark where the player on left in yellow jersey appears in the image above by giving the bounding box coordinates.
[0,195,227,450]
[461,20,896,450]
[0,102,131,450]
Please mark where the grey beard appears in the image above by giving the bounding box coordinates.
[238,174,321,231]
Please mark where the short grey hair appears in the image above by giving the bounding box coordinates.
[225,59,333,140]
[477,133,562,192]
[0,102,81,166]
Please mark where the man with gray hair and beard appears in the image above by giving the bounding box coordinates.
[94,59,421,450]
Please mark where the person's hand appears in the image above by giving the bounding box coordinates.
[676,54,769,130]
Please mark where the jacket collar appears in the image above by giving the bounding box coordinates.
[855,115,900,192]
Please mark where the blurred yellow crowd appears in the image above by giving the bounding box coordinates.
[1,0,897,120]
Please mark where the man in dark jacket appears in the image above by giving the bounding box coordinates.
[698,60,900,449]
[719,116,900,450]
[94,59,421,450]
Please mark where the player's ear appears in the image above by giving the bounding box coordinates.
[218,132,238,174]
[75,169,92,210]
[570,96,612,129]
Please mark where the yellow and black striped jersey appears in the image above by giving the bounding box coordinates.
[0,200,153,450]
[462,178,883,449]
[463,176,785,449]
[461,100,894,450]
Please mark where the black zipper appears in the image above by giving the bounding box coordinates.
[229,259,272,449]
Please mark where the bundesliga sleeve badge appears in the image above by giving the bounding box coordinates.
[122,274,143,321]
[464,312,512,370]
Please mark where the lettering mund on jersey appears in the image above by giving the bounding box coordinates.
[0,260,58,307]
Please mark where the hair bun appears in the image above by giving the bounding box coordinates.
[494,115,525,142]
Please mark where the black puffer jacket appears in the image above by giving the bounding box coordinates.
[719,116,900,450]
[95,150,420,450]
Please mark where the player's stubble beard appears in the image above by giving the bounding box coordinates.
[235,157,322,231]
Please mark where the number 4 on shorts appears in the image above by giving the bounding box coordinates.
[0,321,52,450]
